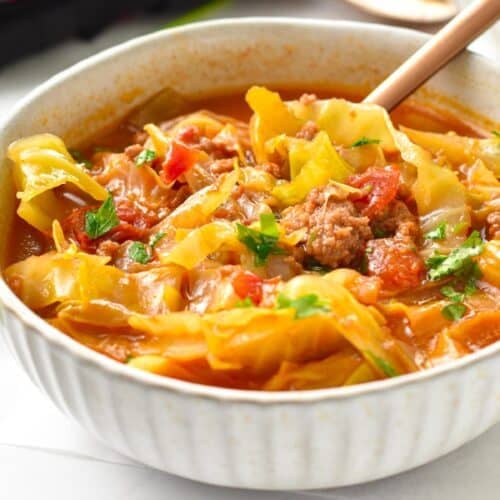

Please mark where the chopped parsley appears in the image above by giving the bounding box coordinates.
[135,149,157,166]
[441,303,467,321]
[440,285,465,303]
[84,196,119,240]
[70,149,92,169]
[236,213,286,266]
[425,222,447,241]
[128,242,151,264]
[433,234,485,321]
[365,351,399,377]
[492,130,500,138]
[426,230,484,281]
[350,137,381,148]
[234,297,255,308]
[149,232,166,249]
[277,293,331,320]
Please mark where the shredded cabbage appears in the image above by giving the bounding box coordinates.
[7,134,108,232]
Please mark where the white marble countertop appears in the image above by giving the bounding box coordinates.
[1,1,499,498]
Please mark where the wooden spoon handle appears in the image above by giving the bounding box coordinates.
[364,0,500,110]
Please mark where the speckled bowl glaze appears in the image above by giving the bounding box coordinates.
[0,19,499,490]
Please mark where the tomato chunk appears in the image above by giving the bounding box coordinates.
[348,165,400,218]
[232,271,264,305]
[61,203,148,253]
[366,238,425,291]
[161,141,199,183]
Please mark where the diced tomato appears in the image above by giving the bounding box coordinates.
[366,238,425,291]
[61,203,148,253]
[348,165,400,218]
[161,141,199,183]
[232,271,264,305]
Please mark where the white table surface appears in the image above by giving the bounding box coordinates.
[0,1,499,499]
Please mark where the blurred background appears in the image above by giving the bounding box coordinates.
[0,1,498,110]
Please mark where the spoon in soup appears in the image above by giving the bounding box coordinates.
[364,0,500,110]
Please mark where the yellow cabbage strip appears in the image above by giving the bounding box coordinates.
[272,132,354,205]
[125,355,253,389]
[165,111,226,139]
[161,170,238,230]
[246,86,302,162]
[51,311,207,365]
[159,221,241,269]
[7,134,108,232]
[52,220,69,252]
[401,127,500,176]
[263,348,364,391]
[282,275,417,377]
[203,307,346,376]
[4,248,184,316]
[344,362,376,385]
[128,312,208,361]
[238,167,276,192]
[479,240,500,287]
[288,96,397,151]
[338,143,387,171]
[465,160,500,222]
[382,115,470,246]
[144,124,171,157]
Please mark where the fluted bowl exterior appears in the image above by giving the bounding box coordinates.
[0,19,499,490]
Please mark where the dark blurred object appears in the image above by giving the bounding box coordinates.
[0,0,205,67]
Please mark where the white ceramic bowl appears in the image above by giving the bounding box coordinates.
[0,19,499,491]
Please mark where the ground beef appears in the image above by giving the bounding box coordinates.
[486,211,500,240]
[124,144,143,161]
[370,200,420,240]
[281,185,373,269]
[296,121,319,141]
[209,158,236,175]
[255,161,289,180]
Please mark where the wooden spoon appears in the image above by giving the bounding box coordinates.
[345,0,459,24]
[364,0,500,110]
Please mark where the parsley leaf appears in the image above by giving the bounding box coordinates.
[492,130,500,138]
[350,137,381,148]
[236,213,286,266]
[426,231,484,281]
[128,242,151,264]
[84,196,120,240]
[234,297,255,308]
[277,293,331,319]
[440,285,464,303]
[149,232,166,249]
[135,149,157,166]
[442,303,467,321]
[70,149,92,169]
[425,222,447,241]
[364,351,399,377]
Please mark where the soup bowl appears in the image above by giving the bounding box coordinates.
[0,18,499,490]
